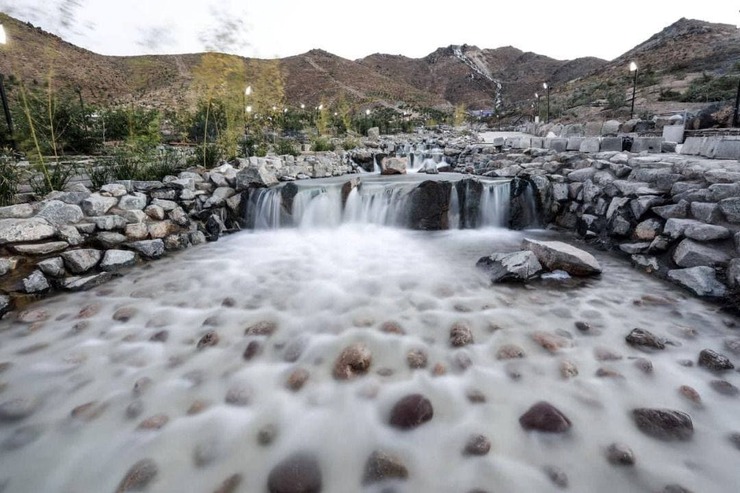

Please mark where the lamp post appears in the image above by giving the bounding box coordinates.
[733,77,740,128]
[629,62,638,120]
[534,92,540,123]
[244,85,252,130]
[0,24,16,151]
[543,82,551,123]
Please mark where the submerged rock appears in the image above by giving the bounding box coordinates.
[449,322,474,347]
[463,434,491,456]
[332,343,372,380]
[625,328,665,350]
[115,459,158,492]
[212,474,242,493]
[389,394,434,430]
[542,465,569,488]
[362,450,409,484]
[519,401,572,433]
[267,452,322,493]
[698,349,734,371]
[606,442,636,465]
[632,408,693,440]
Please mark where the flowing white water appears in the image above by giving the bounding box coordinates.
[1,225,739,492]
[480,181,511,227]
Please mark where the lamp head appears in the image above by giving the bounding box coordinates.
[245,86,252,96]
[246,105,252,113]
[535,92,539,98]
[543,82,548,90]
[318,104,323,110]
[365,109,370,116]
[629,61,638,72]
[0,24,6,45]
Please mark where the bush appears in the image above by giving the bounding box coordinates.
[111,145,186,181]
[680,74,738,102]
[0,152,22,206]
[274,138,299,156]
[29,160,77,197]
[341,137,360,150]
[189,143,222,169]
[84,159,114,189]
[311,137,335,152]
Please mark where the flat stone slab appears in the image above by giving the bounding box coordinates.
[10,241,69,255]
[0,218,57,245]
[522,238,601,276]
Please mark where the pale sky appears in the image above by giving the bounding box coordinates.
[2,0,738,61]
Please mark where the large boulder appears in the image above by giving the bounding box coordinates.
[667,266,727,297]
[521,238,601,276]
[81,193,118,216]
[407,181,451,230]
[381,157,407,175]
[36,200,84,226]
[235,166,279,190]
[672,239,730,268]
[476,251,543,282]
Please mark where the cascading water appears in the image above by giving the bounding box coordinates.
[448,186,461,229]
[479,181,511,227]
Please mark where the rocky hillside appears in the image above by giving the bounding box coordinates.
[0,13,737,120]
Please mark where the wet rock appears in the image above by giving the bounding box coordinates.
[452,351,473,371]
[519,401,572,433]
[243,340,262,360]
[698,349,734,371]
[283,337,307,362]
[197,331,219,349]
[626,328,665,350]
[194,438,220,467]
[724,337,740,355]
[61,249,102,274]
[522,238,602,276]
[476,250,543,282]
[560,360,579,378]
[594,347,622,361]
[606,442,636,466]
[100,250,137,271]
[225,384,251,406]
[543,465,569,488]
[532,331,570,353]
[710,380,739,396]
[727,432,740,450]
[115,458,158,492]
[71,401,108,421]
[574,321,591,332]
[113,306,137,322]
[406,348,428,369]
[17,308,48,323]
[128,239,165,259]
[450,322,474,347]
[667,266,727,298]
[258,424,278,446]
[0,397,38,422]
[287,368,310,391]
[333,343,372,380]
[2,424,43,450]
[496,344,525,360]
[22,270,50,293]
[125,400,144,420]
[149,330,169,342]
[212,474,242,493]
[379,320,405,334]
[466,389,486,403]
[634,358,654,373]
[187,400,209,415]
[133,377,153,397]
[632,408,693,440]
[267,452,322,493]
[463,434,491,456]
[137,414,169,430]
[362,450,409,484]
[678,385,702,405]
[389,394,434,430]
[432,363,447,376]
[596,367,624,379]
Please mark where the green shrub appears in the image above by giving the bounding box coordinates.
[29,160,77,197]
[84,160,114,189]
[188,143,221,169]
[0,152,22,206]
[311,137,335,152]
[680,74,738,102]
[341,137,360,150]
[274,138,299,156]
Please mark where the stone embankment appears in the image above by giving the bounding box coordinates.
[0,155,354,315]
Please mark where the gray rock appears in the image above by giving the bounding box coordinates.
[0,218,56,245]
[236,166,279,190]
[663,218,697,240]
[667,266,728,297]
[698,349,734,371]
[22,270,50,293]
[62,272,113,291]
[61,249,102,274]
[117,209,148,224]
[381,157,407,175]
[567,168,596,182]
[95,232,127,248]
[36,200,84,226]
[118,193,148,211]
[653,201,688,220]
[476,251,543,282]
[727,258,740,288]
[684,223,731,241]
[100,250,137,271]
[100,183,128,197]
[632,408,693,441]
[58,225,83,246]
[389,394,434,429]
[0,294,9,316]
[708,183,740,201]
[115,458,158,493]
[619,243,651,254]
[89,215,127,231]
[0,203,34,219]
[204,187,237,208]
[151,199,177,211]
[144,205,165,221]
[719,198,740,223]
[691,202,722,224]
[634,219,662,241]
[0,397,39,421]
[189,231,207,245]
[128,239,165,259]
[631,254,659,271]
[125,223,149,241]
[37,257,65,277]
[81,193,118,216]
[168,207,190,227]
[673,239,730,268]
[519,401,572,433]
[630,196,664,220]
[606,442,636,466]
[0,258,12,276]
[10,241,68,255]
[522,238,601,276]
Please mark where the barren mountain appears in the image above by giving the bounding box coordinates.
[0,13,737,122]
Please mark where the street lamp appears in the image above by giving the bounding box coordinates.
[0,23,16,151]
[629,61,638,120]
[534,92,540,122]
[542,82,551,123]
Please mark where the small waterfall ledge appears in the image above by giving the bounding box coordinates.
[243,175,513,230]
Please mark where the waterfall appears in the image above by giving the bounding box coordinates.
[448,186,461,229]
[478,181,511,228]
[248,177,512,230]
[373,154,381,173]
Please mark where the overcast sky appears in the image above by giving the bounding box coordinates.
[2,0,738,61]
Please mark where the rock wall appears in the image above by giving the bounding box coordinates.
[460,145,740,304]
